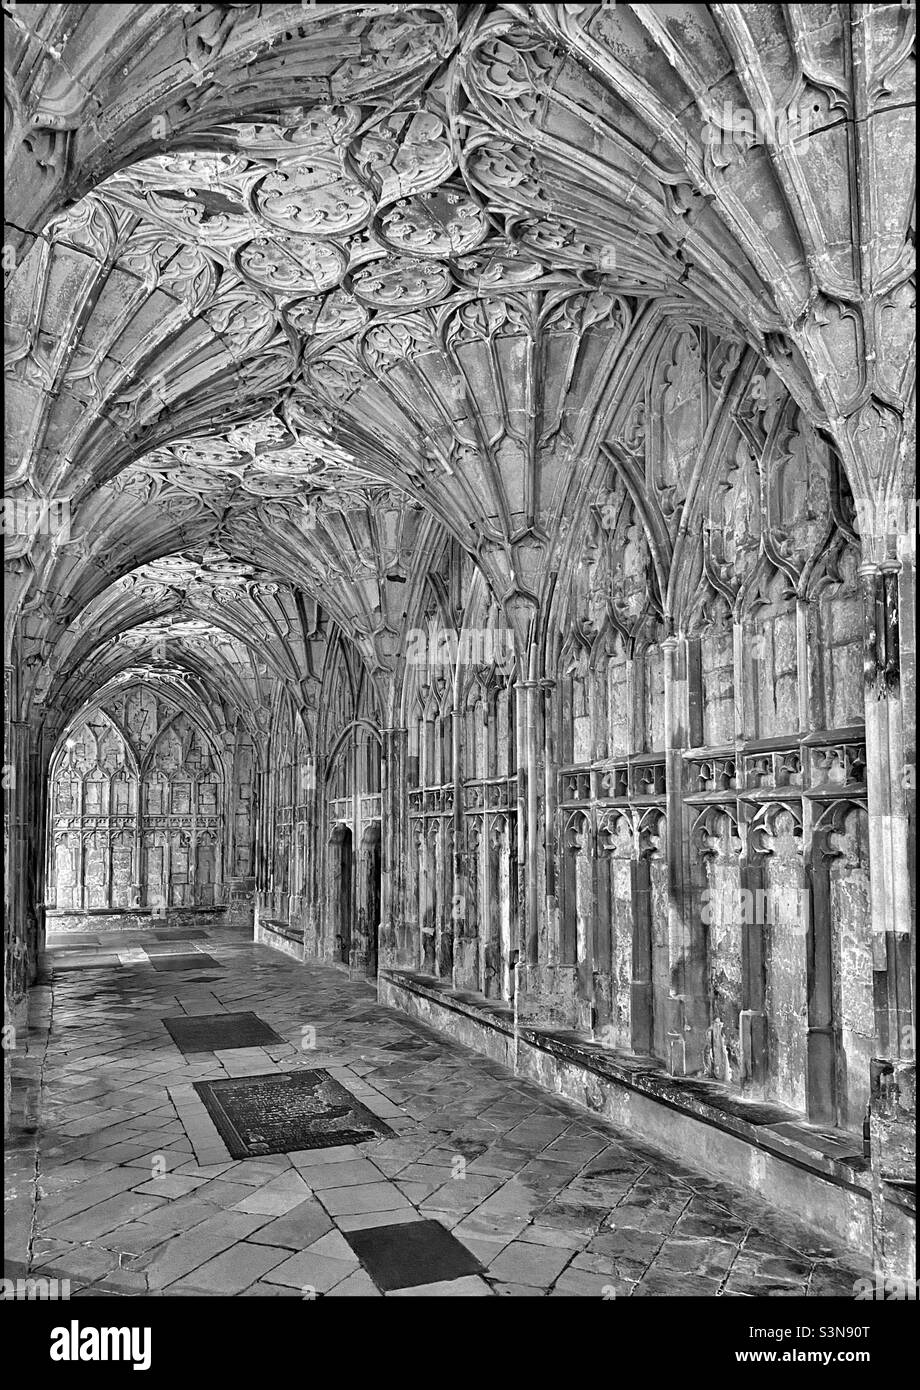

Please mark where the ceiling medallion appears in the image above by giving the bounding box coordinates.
[347,253,452,308]
[235,233,348,296]
[376,188,490,258]
[285,290,369,338]
[252,161,374,238]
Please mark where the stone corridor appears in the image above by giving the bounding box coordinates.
[5,923,866,1299]
[5,4,915,1286]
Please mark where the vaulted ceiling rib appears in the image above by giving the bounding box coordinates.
[5,3,914,738]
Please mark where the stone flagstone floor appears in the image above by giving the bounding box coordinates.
[4,923,868,1297]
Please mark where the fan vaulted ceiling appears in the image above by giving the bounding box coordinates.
[5,2,915,741]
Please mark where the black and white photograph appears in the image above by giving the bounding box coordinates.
[2,0,915,1363]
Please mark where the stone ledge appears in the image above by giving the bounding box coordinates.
[258,917,304,943]
[255,916,304,960]
[380,968,883,1258]
[46,907,228,934]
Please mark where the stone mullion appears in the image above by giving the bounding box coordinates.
[308,755,322,949]
[858,554,916,1281]
[409,815,423,972]
[349,736,360,969]
[164,819,173,913]
[254,766,269,906]
[502,814,516,1001]
[739,798,768,1095]
[542,678,558,979]
[437,813,452,979]
[794,588,838,1118]
[5,723,36,1001]
[35,742,52,931]
[189,777,198,910]
[593,822,612,982]
[631,832,654,1057]
[899,553,916,1062]
[515,679,542,975]
[417,817,433,975]
[795,596,810,735]
[860,562,913,1062]
[76,826,87,913]
[134,770,144,910]
[450,704,462,975]
[304,754,320,946]
[75,774,85,910]
[476,814,489,991]
[558,809,579,970]
[31,743,45,941]
[663,636,707,1076]
[379,729,406,970]
[428,816,440,977]
[105,796,114,910]
[801,784,837,1126]
[727,596,764,1092]
[43,802,54,913]
[484,815,503,998]
[139,827,148,913]
[225,741,238,889]
[304,789,315,917]
[264,763,276,909]
[512,682,526,985]
[459,817,482,994]
[574,811,595,1033]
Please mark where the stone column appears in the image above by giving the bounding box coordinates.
[739,823,769,1096]
[252,764,270,932]
[860,557,916,1279]
[450,702,478,990]
[379,728,411,970]
[3,708,43,1125]
[301,752,319,948]
[541,676,559,988]
[860,561,913,1054]
[4,722,38,995]
[515,677,543,973]
[663,636,708,1075]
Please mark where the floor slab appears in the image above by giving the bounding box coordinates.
[3,923,872,1297]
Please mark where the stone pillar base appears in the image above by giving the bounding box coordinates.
[869,1059,916,1280]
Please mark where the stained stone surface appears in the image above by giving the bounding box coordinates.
[150,954,222,973]
[3,2,914,1280]
[144,942,210,956]
[1,925,872,1297]
[344,1219,484,1291]
[193,1070,394,1159]
[162,1011,282,1055]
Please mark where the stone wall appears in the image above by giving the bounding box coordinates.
[4,0,914,1270]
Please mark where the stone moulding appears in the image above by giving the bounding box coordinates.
[378,967,891,1259]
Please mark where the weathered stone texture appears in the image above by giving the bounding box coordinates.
[3,3,914,1268]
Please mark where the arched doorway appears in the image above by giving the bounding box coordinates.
[324,719,382,975]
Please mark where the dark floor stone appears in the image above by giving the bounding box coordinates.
[52,955,123,970]
[143,942,204,955]
[192,1068,394,1158]
[149,953,222,971]
[162,1010,281,1054]
[345,1219,484,1291]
